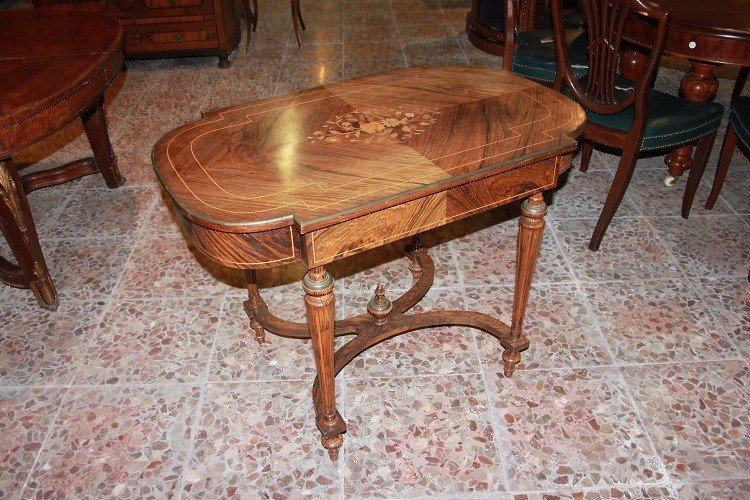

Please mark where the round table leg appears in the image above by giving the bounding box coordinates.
[666,62,721,179]
[620,48,649,81]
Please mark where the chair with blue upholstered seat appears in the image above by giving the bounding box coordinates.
[502,0,588,83]
[705,67,749,210]
[550,0,724,250]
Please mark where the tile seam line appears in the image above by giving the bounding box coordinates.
[450,232,516,493]
[17,386,70,497]
[176,288,229,499]
[397,477,680,499]
[548,221,674,483]
[9,353,744,392]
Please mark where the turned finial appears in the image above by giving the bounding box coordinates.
[367,284,393,325]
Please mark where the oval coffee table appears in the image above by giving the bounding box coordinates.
[152,66,585,460]
[0,10,125,309]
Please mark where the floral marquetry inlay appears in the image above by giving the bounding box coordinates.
[308,107,441,144]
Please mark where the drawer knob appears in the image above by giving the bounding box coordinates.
[125,33,142,45]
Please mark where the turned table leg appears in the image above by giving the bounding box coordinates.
[82,98,125,189]
[665,62,721,182]
[620,52,721,184]
[0,159,57,310]
[303,266,346,460]
[619,48,649,82]
[503,193,547,377]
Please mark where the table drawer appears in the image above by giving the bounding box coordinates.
[123,20,219,53]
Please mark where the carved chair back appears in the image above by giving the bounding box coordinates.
[550,0,670,126]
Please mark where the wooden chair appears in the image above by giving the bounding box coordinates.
[536,0,585,30]
[550,0,724,250]
[705,67,750,209]
[292,0,305,48]
[503,0,588,84]
[239,0,304,49]
[239,0,257,47]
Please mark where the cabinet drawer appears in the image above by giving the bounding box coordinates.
[33,0,109,12]
[123,20,219,53]
[139,0,213,17]
[34,0,214,18]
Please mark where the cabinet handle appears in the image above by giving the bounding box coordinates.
[125,33,142,45]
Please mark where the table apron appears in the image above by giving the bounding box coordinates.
[0,53,123,157]
[623,20,750,66]
[172,154,570,270]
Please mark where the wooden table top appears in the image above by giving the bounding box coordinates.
[153,66,585,234]
[641,0,750,37]
[624,0,750,66]
[0,10,123,155]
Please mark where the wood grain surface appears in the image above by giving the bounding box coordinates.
[153,66,584,267]
[0,10,123,156]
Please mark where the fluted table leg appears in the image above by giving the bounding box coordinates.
[303,266,346,460]
[503,193,547,377]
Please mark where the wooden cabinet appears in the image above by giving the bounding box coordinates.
[32,0,242,68]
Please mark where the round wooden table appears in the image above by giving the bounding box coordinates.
[0,10,125,309]
[620,0,750,182]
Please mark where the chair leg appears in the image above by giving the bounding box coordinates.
[296,0,305,30]
[589,145,639,251]
[705,124,738,210]
[291,0,303,48]
[81,98,124,189]
[579,141,593,172]
[252,0,258,30]
[682,131,717,218]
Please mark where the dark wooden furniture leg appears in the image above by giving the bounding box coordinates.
[579,141,593,172]
[304,266,346,460]
[589,142,640,251]
[82,98,125,189]
[217,55,231,69]
[503,193,546,377]
[0,159,57,310]
[706,66,748,209]
[706,124,738,209]
[291,0,305,49]
[681,131,717,218]
[619,48,649,82]
[664,62,721,184]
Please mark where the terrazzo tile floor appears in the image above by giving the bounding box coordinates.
[1,0,749,497]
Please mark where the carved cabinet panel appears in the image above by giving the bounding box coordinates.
[32,0,241,67]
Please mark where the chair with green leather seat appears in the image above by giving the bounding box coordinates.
[502,0,588,83]
[550,0,724,250]
[705,67,749,210]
